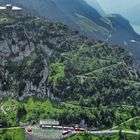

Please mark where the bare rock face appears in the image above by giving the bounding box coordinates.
[0,43,49,99]
[17,62,48,99]
[0,17,51,99]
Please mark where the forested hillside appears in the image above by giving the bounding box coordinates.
[0,12,140,131]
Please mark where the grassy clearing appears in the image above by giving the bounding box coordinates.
[24,97,62,120]
[0,128,26,140]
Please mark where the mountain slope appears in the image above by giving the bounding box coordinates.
[1,12,140,130]
[0,0,75,26]
[2,0,140,66]
[107,14,139,42]
[51,0,111,40]
[84,0,105,15]
[51,0,140,67]
[0,12,139,102]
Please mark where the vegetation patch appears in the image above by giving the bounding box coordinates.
[0,128,26,140]
[66,133,140,140]
[112,117,140,132]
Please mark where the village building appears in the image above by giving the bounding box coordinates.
[0,4,23,17]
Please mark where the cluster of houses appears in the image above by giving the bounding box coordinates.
[39,119,87,130]
[21,119,87,131]
[39,120,74,130]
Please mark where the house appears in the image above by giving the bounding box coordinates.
[40,120,59,128]
[0,4,23,17]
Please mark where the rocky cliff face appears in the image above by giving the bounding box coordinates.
[0,15,49,98]
[0,13,88,99]
[0,13,139,103]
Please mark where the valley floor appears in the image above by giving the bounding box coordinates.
[1,97,140,140]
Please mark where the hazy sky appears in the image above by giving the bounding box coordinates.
[95,0,140,14]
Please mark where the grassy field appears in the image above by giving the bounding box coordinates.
[0,128,26,140]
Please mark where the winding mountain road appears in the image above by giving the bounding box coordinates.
[62,130,140,139]
[112,116,140,130]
